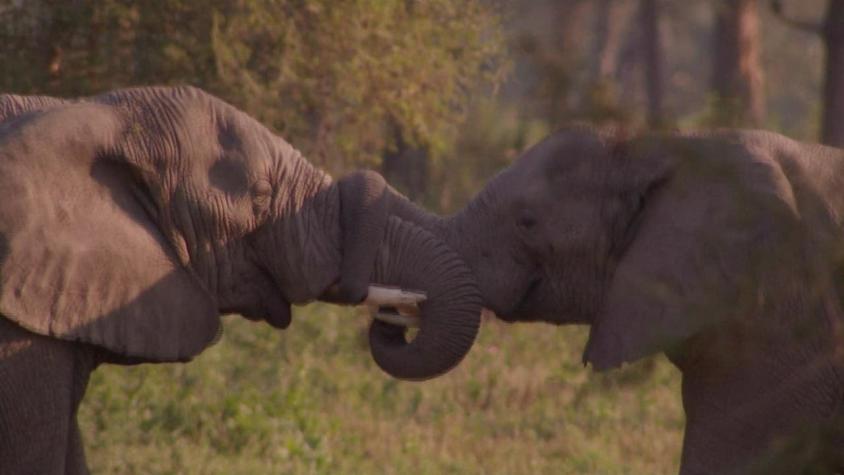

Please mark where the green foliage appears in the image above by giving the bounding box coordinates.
[433,98,549,212]
[79,305,683,474]
[0,0,507,174]
[210,0,508,172]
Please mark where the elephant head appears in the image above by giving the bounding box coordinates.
[377,125,844,473]
[383,125,831,370]
[0,86,481,380]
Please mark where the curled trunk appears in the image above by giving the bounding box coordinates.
[368,216,481,381]
[384,184,448,235]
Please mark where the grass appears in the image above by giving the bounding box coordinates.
[79,304,684,474]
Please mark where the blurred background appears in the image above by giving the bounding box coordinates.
[0,1,840,473]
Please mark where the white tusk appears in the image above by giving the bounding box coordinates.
[364,285,427,307]
[363,285,426,328]
[370,307,422,328]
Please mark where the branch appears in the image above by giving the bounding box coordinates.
[769,0,823,35]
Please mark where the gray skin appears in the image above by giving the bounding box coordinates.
[0,86,481,474]
[388,126,844,474]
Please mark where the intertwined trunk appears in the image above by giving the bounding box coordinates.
[367,217,481,380]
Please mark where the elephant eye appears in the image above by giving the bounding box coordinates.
[517,215,537,231]
[251,180,273,215]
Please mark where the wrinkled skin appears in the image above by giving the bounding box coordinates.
[390,126,844,474]
[0,87,480,474]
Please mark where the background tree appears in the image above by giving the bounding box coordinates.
[821,0,844,146]
[640,0,665,127]
[771,0,844,147]
[822,0,844,146]
[710,0,766,126]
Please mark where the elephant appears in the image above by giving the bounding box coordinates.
[382,125,844,474]
[0,86,481,474]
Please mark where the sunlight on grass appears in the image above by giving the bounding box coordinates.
[79,304,683,474]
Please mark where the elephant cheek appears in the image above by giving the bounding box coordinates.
[472,253,537,318]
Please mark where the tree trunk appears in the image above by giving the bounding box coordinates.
[640,0,664,127]
[592,0,621,82]
[586,0,627,122]
[381,125,429,202]
[711,0,766,127]
[822,0,844,147]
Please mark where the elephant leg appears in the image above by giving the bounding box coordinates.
[677,353,842,475]
[0,318,96,475]
[822,402,844,472]
[65,416,89,475]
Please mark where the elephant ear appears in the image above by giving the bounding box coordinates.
[0,97,218,362]
[583,134,798,370]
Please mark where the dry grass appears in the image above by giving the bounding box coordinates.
[79,304,684,474]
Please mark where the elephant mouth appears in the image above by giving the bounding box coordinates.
[245,265,294,329]
[499,276,543,322]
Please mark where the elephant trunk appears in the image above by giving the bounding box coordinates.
[382,183,492,259]
[367,216,482,380]
[383,185,451,239]
[380,180,528,321]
